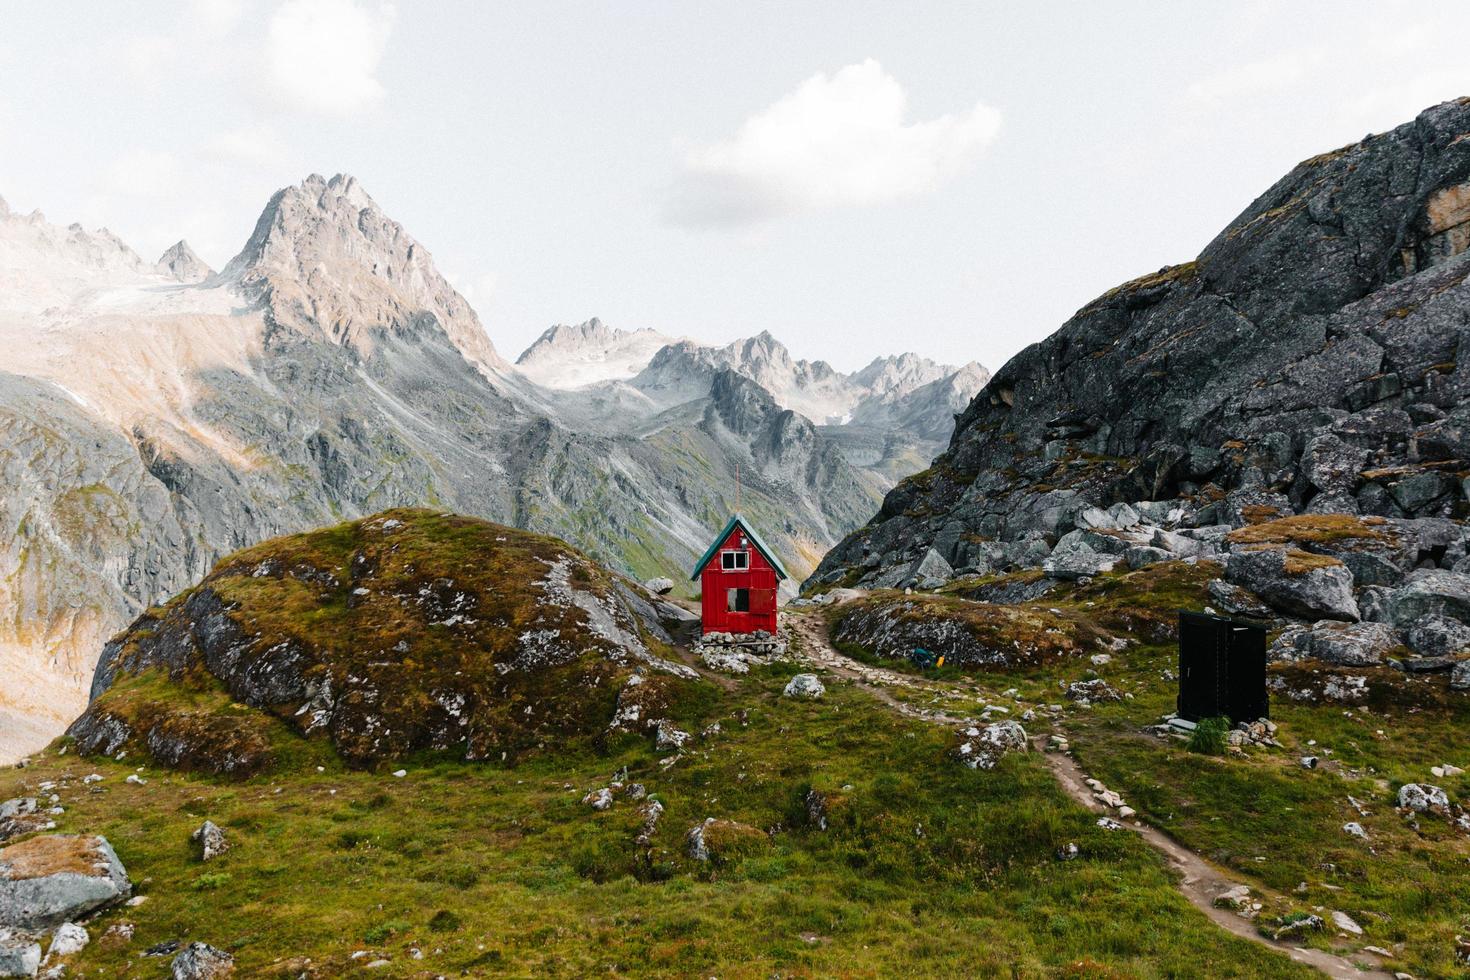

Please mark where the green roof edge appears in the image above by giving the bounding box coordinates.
[689,513,790,581]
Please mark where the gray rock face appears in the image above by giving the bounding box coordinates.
[0,835,130,930]
[171,942,234,979]
[809,99,1470,595]
[1225,549,1360,621]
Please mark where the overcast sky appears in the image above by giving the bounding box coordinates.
[2,1,1468,372]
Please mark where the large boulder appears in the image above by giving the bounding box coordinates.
[1382,569,1470,627]
[1206,579,1274,618]
[642,577,675,596]
[1404,614,1470,657]
[0,835,131,930]
[1225,549,1359,621]
[1296,621,1401,666]
[906,549,954,589]
[1043,551,1119,581]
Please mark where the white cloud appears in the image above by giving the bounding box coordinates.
[666,59,1001,228]
[105,149,184,199]
[266,0,395,115]
[1185,49,1327,105]
[203,124,289,168]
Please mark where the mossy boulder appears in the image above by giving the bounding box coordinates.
[833,593,1110,670]
[68,510,697,771]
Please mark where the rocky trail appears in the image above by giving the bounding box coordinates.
[780,605,1396,980]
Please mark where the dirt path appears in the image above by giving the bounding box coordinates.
[783,607,1394,980]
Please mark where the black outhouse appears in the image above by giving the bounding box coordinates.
[1177,611,1268,723]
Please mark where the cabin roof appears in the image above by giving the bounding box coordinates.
[689,513,790,581]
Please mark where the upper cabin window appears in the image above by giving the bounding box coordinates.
[721,550,749,571]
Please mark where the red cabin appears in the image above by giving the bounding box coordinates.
[690,514,789,635]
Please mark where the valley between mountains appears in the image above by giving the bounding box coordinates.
[5,97,1470,978]
[0,175,984,761]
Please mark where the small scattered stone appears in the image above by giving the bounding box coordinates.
[0,932,42,978]
[1300,756,1319,769]
[47,922,88,959]
[171,941,234,979]
[783,674,826,699]
[1330,910,1363,936]
[190,821,228,862]
[582,788,613,811]
[1343,822,1368,839]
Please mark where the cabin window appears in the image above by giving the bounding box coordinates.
[721,550,749,571]
[727,588,750,612]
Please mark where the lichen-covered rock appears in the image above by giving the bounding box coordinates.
[1382,569,1470,627]
[1225,549,1359,621]
[0,835,131,930]
[171,941,234,979]
[1452,660,1470,691]
[1405,614,1470,657]
[1398,783,1452,816]
[0,930,41,978]
[684,818,767,864]
[1206,579,1273,618]
[782,674,825,699]
[1066,679,1121,703]
[953,721,1028,770]
[0,803,52,847]
[833,595,1107,670]
[47,922,88,958]
[190,822,228,862]
[1042,551,1119,581]
[642,577,674,596]
[1296,621,1402,666]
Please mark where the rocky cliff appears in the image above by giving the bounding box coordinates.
[812,98,1470,589]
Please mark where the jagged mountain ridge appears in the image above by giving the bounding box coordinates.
[0,173,931,761]
[530,323,987,437]
[812,97,1470,588]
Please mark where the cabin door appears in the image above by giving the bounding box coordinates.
[750,588,777,615]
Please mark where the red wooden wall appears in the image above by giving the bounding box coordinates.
[699,525,779,635]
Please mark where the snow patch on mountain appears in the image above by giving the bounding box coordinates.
[516,317,681,388]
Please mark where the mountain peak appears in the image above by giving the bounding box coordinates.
[222,173,507,371]
[156,240,214,284]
